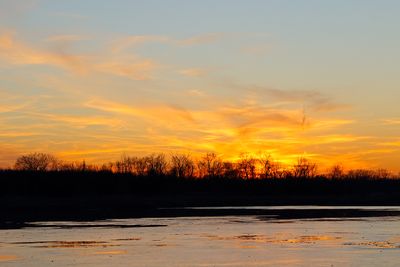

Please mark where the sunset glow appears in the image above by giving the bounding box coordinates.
[1,0,400,171]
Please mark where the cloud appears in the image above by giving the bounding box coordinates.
[45,35,88,43]
[255,87,333,109]
[187,89,206,97]
[96,59,156,80]
[378,139,400,147]
[0,31,158,80]
[111,35,169,53]
[0,91,378,170]
[178,68,205,77]
[0,31,88,73]
[382,119,400,125]
[0,103,25,113]
[0,131,39,137]
[84,98,195,125]
[110,33,226,53]
[217,106,303,129]
[177,33,225,46]
[35,113,125,129]
[1,30,394,170]
[225,83,350,113]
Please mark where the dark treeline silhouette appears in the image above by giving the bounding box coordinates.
[6,152,398,179]
[1,152,399,196]
[2,152,400,225]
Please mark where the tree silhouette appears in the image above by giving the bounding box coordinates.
[14,153,58,171]
[197,153,223,178]
[292,157,317,179]
[238,153,257,179]
[328,164,344,179]
[170,154,194,178]
[146,154,168,176]
[258,153,274,179]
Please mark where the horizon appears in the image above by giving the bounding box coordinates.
[1,1,400,171]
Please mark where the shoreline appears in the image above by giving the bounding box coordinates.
[2,193,400,229]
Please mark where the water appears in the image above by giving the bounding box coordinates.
[1,206,400,266]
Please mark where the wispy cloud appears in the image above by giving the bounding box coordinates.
[0,31,158,80]
[0,31,86,72]
[254,87,349,112]
[223,82,350,113]
[84,98,195,125]
[177,33,225,46]
[96,59,157,80]
[110,33,226,53]
[111,35,169,53]
[45,34,89,43]
[382,119,400,125]
[178,68,206,77]
[1,26,396,171]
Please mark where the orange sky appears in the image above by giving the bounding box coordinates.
[1,1,400,172]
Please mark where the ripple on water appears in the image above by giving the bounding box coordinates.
[343,241,400,249]
[204,234,342,244]
[11,240,119,248]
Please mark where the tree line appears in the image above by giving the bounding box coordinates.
[9,152,397,180]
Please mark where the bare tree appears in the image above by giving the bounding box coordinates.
[374,169,392,179]
[346,168,392,180]
[133,157,148,176]
[170,154,195,178]
[292,157,317,179]
[221,161,240,178]
[146,154,168,176]
[258,153,275,179]
[100,163,113,172]
[346,169,375,179]
[14,153,58,171]
[238,153,257,179]
[197,153,223,178]
[115,155,134,173]
[269,161,286,179]
[328,164,345,179]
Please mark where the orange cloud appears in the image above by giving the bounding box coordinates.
[0,32,87,72]
[382,119,400,125]
[0,31,158,80]
[111,35,169,53]
[1,31,397,171]
[96,59,156,80]
[110,33,226,53]
[84,98,195,125]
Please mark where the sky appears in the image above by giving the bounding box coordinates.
[1,0,400,171]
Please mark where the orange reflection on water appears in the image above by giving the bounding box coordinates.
[92,250,127,255]
[34,241,117,248]
[206,234,342,245]
[0,255,18,262]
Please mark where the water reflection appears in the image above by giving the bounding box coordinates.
[206,233,341,242]
[0,255,18,262]
[343,241,400,249]
[1,206,400,267]
[92,250,127,255]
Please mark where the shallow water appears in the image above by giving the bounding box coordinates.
[1,206,400,266]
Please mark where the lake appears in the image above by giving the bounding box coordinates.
[1,206,400,266]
